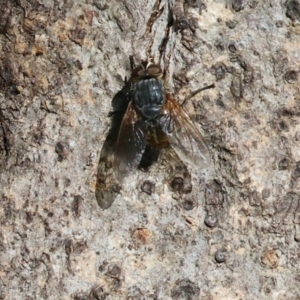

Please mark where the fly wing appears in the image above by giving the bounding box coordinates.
[95,88,131,210]
[114,101,147,181]
[158,93,211,169]
[95,143,121,209]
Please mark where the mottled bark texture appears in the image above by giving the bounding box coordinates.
[1,0,300,299]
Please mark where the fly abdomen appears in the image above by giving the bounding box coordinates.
[133,78,165,119]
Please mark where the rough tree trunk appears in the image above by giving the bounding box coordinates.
[1,0,300,299]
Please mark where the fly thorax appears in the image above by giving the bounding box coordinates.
[133,78,166,119]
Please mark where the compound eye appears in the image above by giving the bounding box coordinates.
[132,65,145,78]
[137,68,146,77]
[147,65,162,76]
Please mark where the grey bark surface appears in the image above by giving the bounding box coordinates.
[1,0,300,299]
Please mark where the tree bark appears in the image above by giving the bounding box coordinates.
[1,0,300,299]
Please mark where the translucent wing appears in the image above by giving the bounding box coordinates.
[95,88,130,209]
[114,101,147,181]
[95,143,121,209]
[158,93,211,168]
